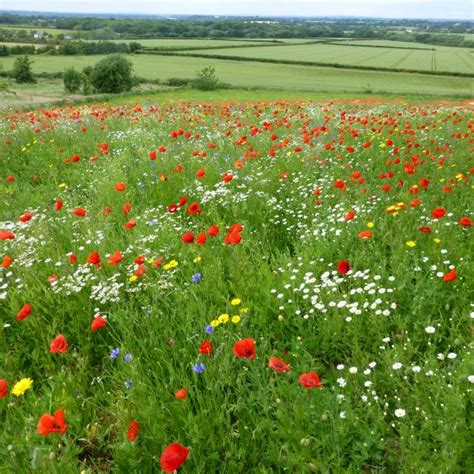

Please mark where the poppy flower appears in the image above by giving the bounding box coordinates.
[178,196,187,207]
[134,256,145,265]
[443,269,456,282]
[334,180,346,190]
[224,231,242,246]
[344,210,355,221]
[299,372,323,388]
[134,264,146,278]
[168,204,178,213]
[37,409,67,436]
[54,199,63,211]
[86,251,101,266]
[199,339,213,355]
[19,212,32,223]
[127,420,140,442]
[207,225,220,236]
[195,233,207,246]
[69,254,77,265]
[17,303,32,321]
[233,338,256,359]
[114,182,126,192]
[228,223,243,233]
[91,316,107,331]
[187,202,201,215]
[196,168,205,178]
[0,230,15,240]
[122,202,132,215]
[109,251,123,266]
[459,217,472,227]
[269,356,290,373]
[72,208,86,217]
[419,226,432,234]
[124,219,137,230]
[149,151,157,160]
[50,334,68,353]
[337,260,351,275]
[223,172,233,183]
[1,256,12,268]
[160,443,190,472]
[0,379,8,398]
[182,232,194,244]
[358,230,372,240]
[432,208,446,219]
[175,388,188,400]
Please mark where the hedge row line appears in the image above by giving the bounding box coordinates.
[135,50,474,78]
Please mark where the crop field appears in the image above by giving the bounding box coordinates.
[107,39,277,48]
[1,54,472,97]
[0,98,472,472]
[186,42,474,74]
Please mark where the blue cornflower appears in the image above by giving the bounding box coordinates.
[109,348,120,360]
[192,363,206,374]
[124,380,133,389]
[192,273,202,283]
[124,353,133,363]
[205,325,214,335]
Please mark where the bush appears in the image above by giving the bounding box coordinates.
[12,55,36,83]
[63,67,83,93]
[193,66,220,91]
[89,54,134,93]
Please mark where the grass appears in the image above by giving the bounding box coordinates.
[0,97,472,473]
[0,54,472,97]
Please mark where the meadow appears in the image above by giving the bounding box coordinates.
[1,53,472,98]
[0,96,472,472]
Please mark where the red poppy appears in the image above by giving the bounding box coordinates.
[37,409,67,436]
[109,251,123,266]
[149,151,157,160]
[443,269,456,282]
[0,230,15,240]
[114,182,126,192]
[134,264,146,278]
[334,179,346,190]
[17,303,32,321]
[199,339,213,355]
[69,254,77,265]
[1,256,12,268]
[91,316,107,331]
[187,202,201,215]
[182,232,194,244]
[337,260,351,275]
[268,356,290,373]
[224,231,242,246]
[432,208,446,219]
[134,256,145,265]
[228,224,243,233]
[344,210,355,221]
[175,388,188,400]
[123,202,132,215]
[160,443,190,472]
[19,212,32,223]
[195,233,207,245]
[459,217,472,227]
[86,251,101,266]
[55,199,63,211]
[419,226,432,234]
[207,225,220,236]
[196,168,205,178]
[124,219,137,230]
[50,334,68,353]
[127,420,140,442]
[168,204,178,213]
[72,208,86,217]
[233,338,256,359]
[223,172,233,183]
[0,379,7,398]
[299,372,323,388]
[178,196,188,207]
[358,230,372,240]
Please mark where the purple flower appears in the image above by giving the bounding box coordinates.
[124,353,133,363]
[192,363,206,374]
[124,380,133,389]
[110,348,120,360]
[205,325,213,335]
[192,273,202,283]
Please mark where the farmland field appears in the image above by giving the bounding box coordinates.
[185,42,474,74]
[0,97,472,472]
[0,54,472,97]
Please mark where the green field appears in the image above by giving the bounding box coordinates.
[1,54,472,97]
[186,42,473,74]
[0,25,73,36]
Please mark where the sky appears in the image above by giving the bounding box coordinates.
[1,0,472,20]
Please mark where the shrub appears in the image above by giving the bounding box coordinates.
[12,55,36,83]
[63,67,83,93]
[193,66,220,91]
[89,54,134,93]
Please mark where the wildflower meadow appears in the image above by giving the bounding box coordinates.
[0,98,472,472]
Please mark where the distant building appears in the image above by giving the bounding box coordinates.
[33,32,44,39]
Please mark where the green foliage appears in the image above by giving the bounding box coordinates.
[12,55,36,83]
[89,54,134,93]
[193,66,220,90]
[63,67,83,93]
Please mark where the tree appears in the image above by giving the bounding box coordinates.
[193,66,220,91]
[89,54,133,93]
[63,67,83,93]
[12,55,36,83]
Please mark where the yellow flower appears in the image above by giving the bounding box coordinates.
[129,275,137,282]
[367,222,374,228]
[147,258,154,264]
[406,241,416,248]
[434,238,441,244]
[218,313,229,324]
[193,256,202,263]
[210,319,219,328]
[12,378,33,396]
[240,307,249,314]
[230,298,241,306]
[163,260,178,270]
[58,183,67,188]
[231,315,241,324]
